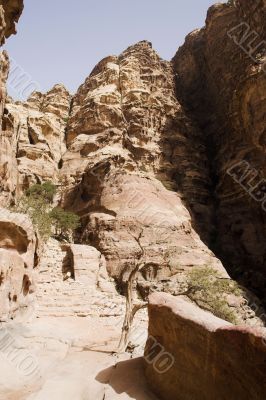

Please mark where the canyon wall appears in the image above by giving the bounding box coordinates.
[0,0,24,205]
[0,0,265,328]
[0,1,265,320]
[4,84,71,193]
[60,41,232,299]
[173,0,266,304]
[0,0,40,320]
[145,292,266,400]
[0,207,38,321]
[59,0,266,312]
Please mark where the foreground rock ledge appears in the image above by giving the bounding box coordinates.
[144,293,266,400]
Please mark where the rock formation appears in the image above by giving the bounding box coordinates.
[60,41,222,296]
[4,84,71,195]
[0,0,266,398]
[0,0,24,205]
[0,1,264,325]
[0,207,38,320]
[173,0,266,304]
[145,292,266,400]
[0,0,24,46]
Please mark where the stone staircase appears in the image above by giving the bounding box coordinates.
[35,238,124,318]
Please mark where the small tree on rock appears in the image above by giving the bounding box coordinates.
[13,182,79,242]
[50,207,80,240]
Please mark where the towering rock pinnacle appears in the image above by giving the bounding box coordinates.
[59,40,224,300]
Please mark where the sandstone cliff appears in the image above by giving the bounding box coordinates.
[173,0,266,305]
[0,0,266,399]
[0,20,264,326]
[0,0,24,45]
[0,207,38,320]
[4,84,71,194]
[60,41,235,304]
[0,0,24,205]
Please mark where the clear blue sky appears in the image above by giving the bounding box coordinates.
[4,0,217,100]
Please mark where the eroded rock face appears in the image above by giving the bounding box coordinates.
[0,84,71,199]
[145,292,266,400]
[61,41,217,295]
[0,0,265,329]
[63,42,211,207]
[0,0,24,45]
[173,0,266,303]
[77,173,224,289]
[0,52,18,206]
[0,0,23,205]
[0,208,38,320]
[56,39,265,325]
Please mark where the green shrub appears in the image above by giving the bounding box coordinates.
[26,181,56,203]
[184,266,242,324]
[14,191,53,240]
[49,207,80,239]
[13,182,79,242]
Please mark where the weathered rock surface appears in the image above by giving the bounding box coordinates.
[0,0,265,326]
[35,239,119,318]
[0,208,38,320]
[61,41,221,296]
[57,39,263,326]
[3,84,71,194]
[0,0,266,398]
[63,42,212,235]
[145,292,266,400]
[0,0,24,45]
[173,0,266,304]
[0,0,24,205]
[0,52,18,206]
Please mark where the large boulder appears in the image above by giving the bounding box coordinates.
[145,292,266,400]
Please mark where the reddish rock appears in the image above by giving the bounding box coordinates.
[173,0,266,303]
[145,292,266,400]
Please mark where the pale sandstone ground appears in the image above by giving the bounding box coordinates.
[0,239,157,400]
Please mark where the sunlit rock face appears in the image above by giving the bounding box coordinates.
[173,0,266,304]
[0,208,39,321]
[0,0,265,328]
[3,84,71,194]
[60,40,223,298]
